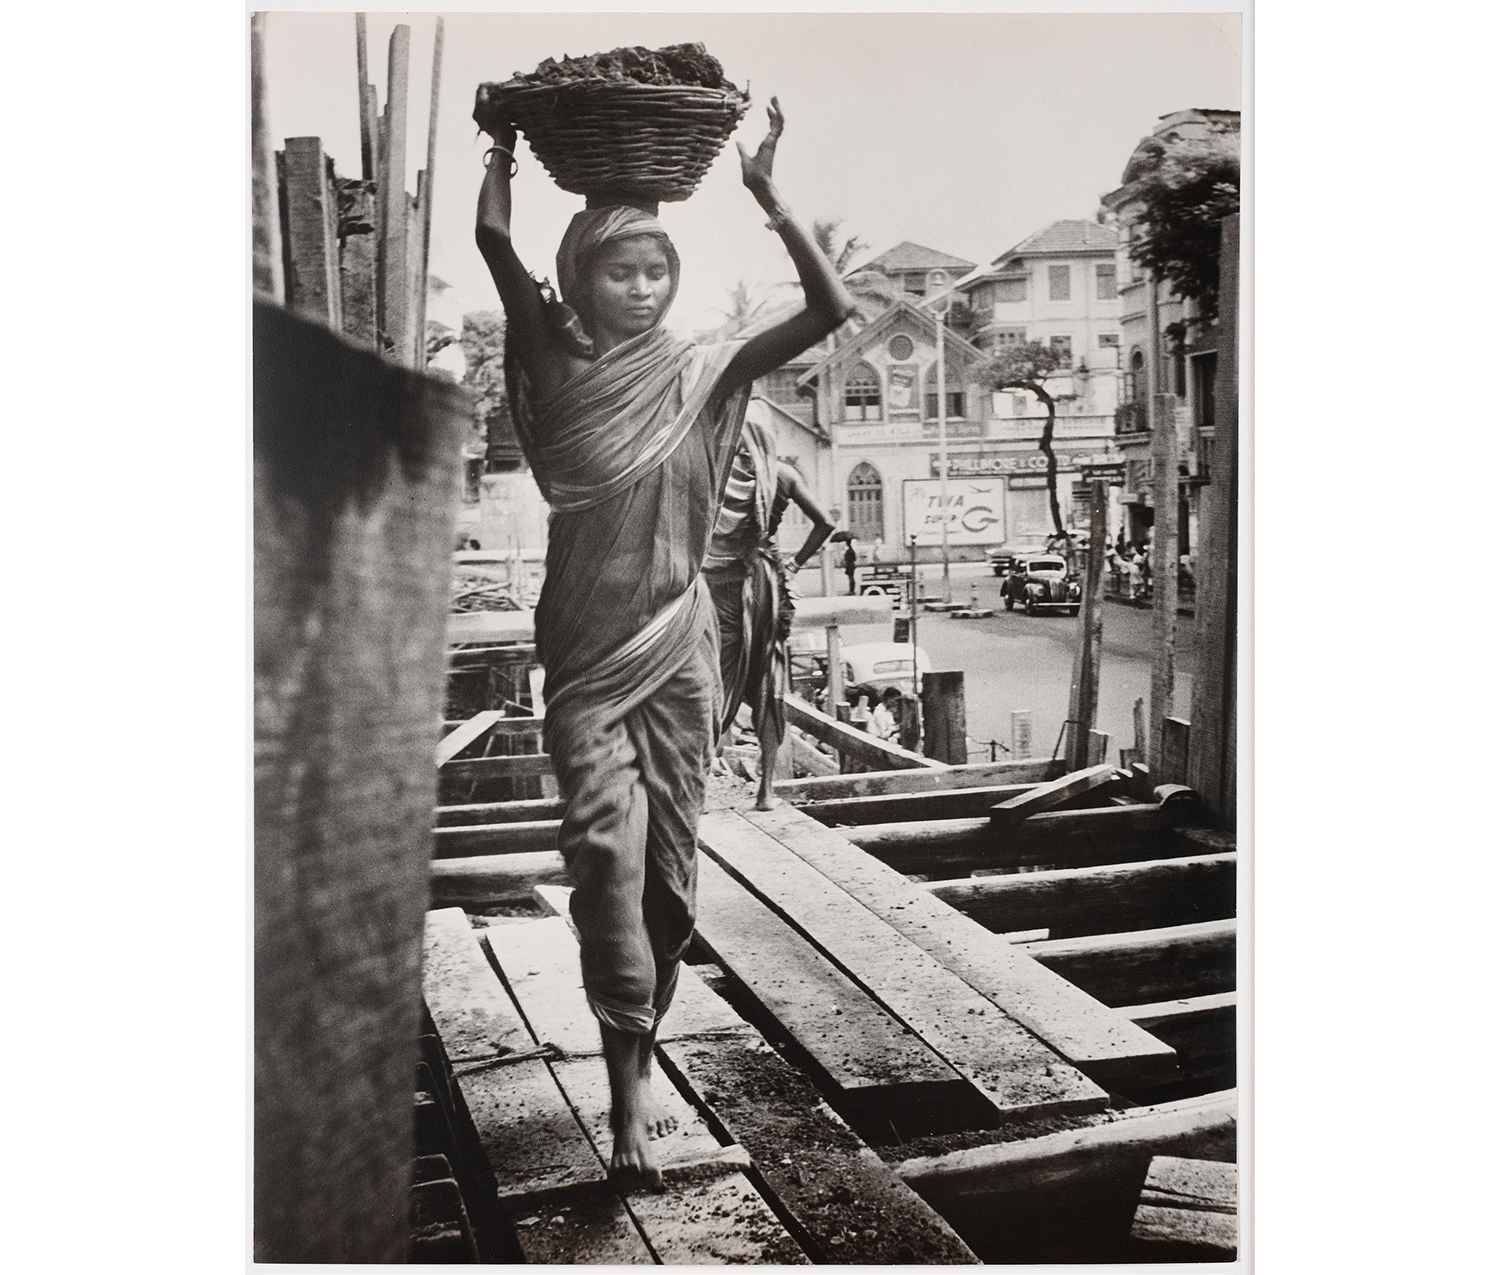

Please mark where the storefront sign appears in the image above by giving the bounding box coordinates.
[841,420,924,445]
[887,363,918,415]
[931,448,1118,478]
[901,478,1007,545]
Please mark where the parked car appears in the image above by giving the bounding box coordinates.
[840,641,932,703]
[1000,553,1082,616]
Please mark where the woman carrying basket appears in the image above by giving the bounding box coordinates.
[476,100,855,1190]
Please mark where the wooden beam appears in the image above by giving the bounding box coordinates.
[783,693,946,772]
[435,711,504,764]
[701,810,1113,1120]
[440,753,554,782]
[354,12,376,180]
[1159,716,1191,786]
[429,851,566,908]
[406,187,424,365]
[741,804,1176,1094]
[1119,992,1236,1093]
[693,854,975,1127]
[923,853,1236,940]
[435,798,563,826]
[1018,919,1236,1008]
[796,782,1037,826]
[849,801,1198,877]
[990,763,1117,826]
[1130,1156,1238,1258]
[1065,481,1109,769]
[250,12,283,303]
[786,726,839,777]
[896,1088,1236,1206]
[377,24,410,361]
[778,757,1063,802]
[431,820,559,858]
[278,137,343,328]
[921,669,968,764]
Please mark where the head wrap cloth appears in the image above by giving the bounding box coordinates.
[555,206,680,320]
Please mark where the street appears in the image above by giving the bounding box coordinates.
[904,564,1198,765]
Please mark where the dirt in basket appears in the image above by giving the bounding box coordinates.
[503,43,740,93]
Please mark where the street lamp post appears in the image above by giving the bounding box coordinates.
[928,270,952,604]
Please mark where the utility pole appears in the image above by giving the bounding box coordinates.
[928,270,952,604]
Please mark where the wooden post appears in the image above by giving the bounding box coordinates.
[1147,274,1179,769]
[250,12,283,304]
[378,24,411,363]
[1160,716,1191,786]
[1064,480,1108,770]
[824,623,844,711]
[406,188,423,366]
[355,13,377,181]
[336,180,377,348]
[921,670,968,765]
[279,138,343,329]
[1187,214,1239,829]
[253,302,469,1261]
[1011,709,1033,760]
[414,17,444,370]
[1086,730,1110,767]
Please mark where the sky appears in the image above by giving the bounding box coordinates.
[261,9,1242,347]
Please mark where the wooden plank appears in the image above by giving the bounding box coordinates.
[921,669,968,764]
[850,803,1194,877]
[798,782,1037,825]
[693,855,973,1123]
[655,1032,980,1264]
[1160,716,1191,786]
[787,726,839,777]
[1119,992,1236,1092]
[701,811,1111,1122]
[1019,919,1236,1008]
[990,763,1117,826]
[779,757,1063,802]
[377,24,410,362]
[421,908,532,1062]
[923,852,1236,939]
[442,752,554,781]
[435,711,504,765]
[436,797,563,826]
[1086,729,1110,767]
[784,693,946,772]
[1130,1156,1238,1257]
[336,178,378,347]
[741,804,1176,1094]
[417,912,605,1203]
[630,1173,809,1264]
[530,895,980,1263]
[250,12,283,302]
[429,851,566,909]
[279,137,343,327]
[896,1088,1237,1206]
[505,1197,652,1265]
[432,820,559,858]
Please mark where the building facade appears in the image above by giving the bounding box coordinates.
[1101,108,1241,559]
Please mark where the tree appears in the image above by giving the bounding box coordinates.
[714,279,768,338]
[812,217,868,274]
[974,342,1068,534]
[1124,132,1240,322]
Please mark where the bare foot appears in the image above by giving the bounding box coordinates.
[754,793,782,811]
[609,1113,664,1192]
[636,1081,679,1140]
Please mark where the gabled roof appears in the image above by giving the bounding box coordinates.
[863,241,977,275]
[991,220,1118,265]
[794,298,985,389]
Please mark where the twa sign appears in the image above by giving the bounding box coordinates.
[901,479,1008,546]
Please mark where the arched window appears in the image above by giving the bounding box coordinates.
[843,364,882,422]
[846,462,884,543]
[924,364,966,421]
[1127,348,1145,402]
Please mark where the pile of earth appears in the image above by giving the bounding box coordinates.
[498,43,742,94]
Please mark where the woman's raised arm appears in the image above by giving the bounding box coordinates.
[717,101,857,393]
[474,124,556,389]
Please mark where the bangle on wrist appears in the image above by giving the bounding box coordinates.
[484,145,518,176]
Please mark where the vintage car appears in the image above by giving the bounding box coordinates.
[1000,553,1082,616]
[785,634,932,704]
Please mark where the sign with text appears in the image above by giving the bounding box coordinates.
[841,420,924,445]
[932,448,1118,478]
[902,478,1007,546]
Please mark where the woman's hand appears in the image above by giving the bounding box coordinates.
[486,120,518,153]
[736,97,784,203]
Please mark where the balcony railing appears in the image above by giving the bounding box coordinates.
[1114,401,1147,435]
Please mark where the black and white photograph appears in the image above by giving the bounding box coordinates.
[250,7,1246,1265]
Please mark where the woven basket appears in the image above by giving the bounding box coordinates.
[474,79,750,203]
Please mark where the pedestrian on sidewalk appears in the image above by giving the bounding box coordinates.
[843,538,858,595]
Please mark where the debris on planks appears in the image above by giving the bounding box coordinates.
[1129,1155,1238,1260]
[1018,918,1236,1008]
[989,762,1119,826]
[529,890,980,1263]
[778,757,1064,803]
[740,804,1176,1096]
[922,852,1236,939]
[700,810,1112,1121]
